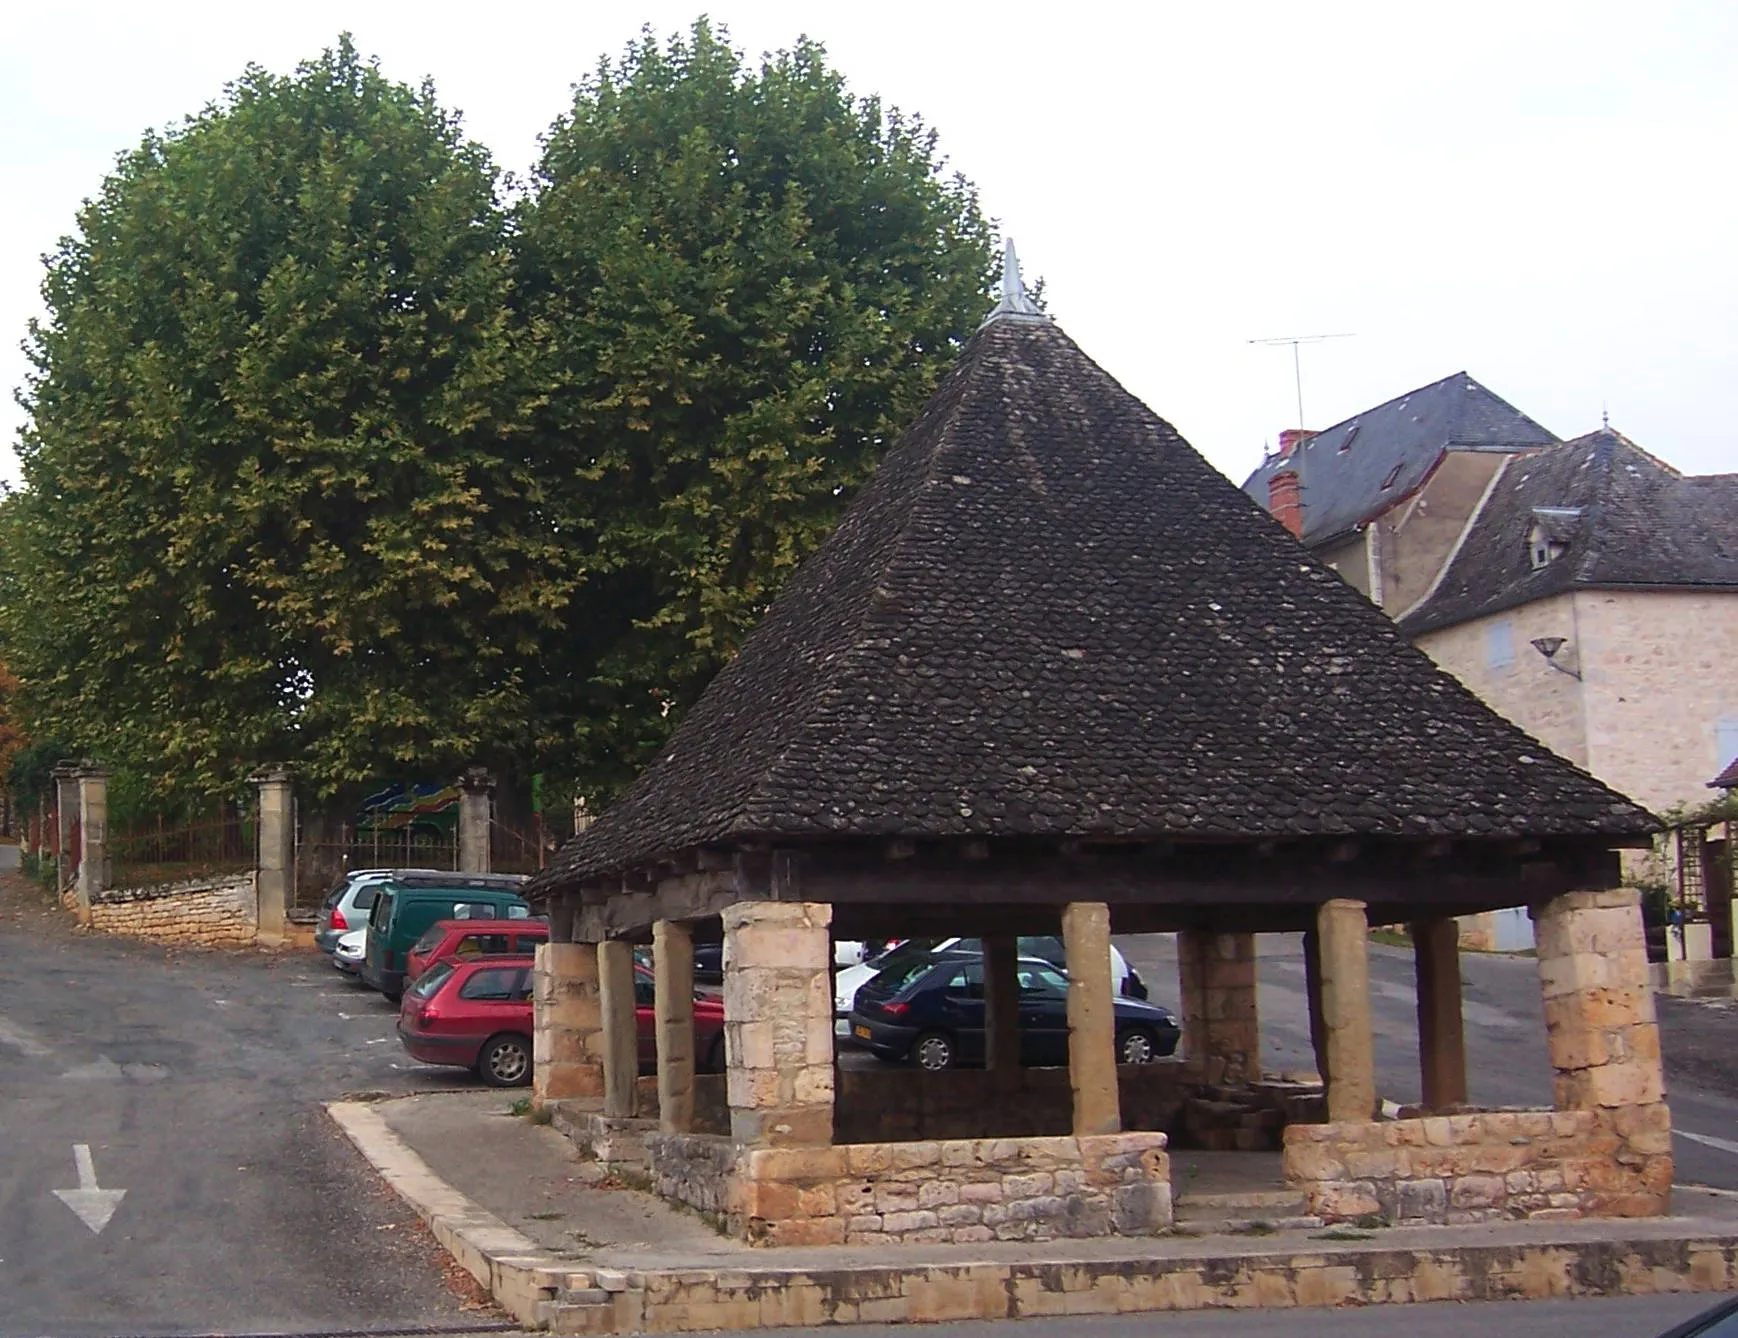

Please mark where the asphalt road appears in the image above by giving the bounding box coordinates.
[1116,933,1738,1193]
[0,859,495,1337]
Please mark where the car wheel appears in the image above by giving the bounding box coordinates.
[477,1032,533,1087]
[911,1031,956,1071]
[1117,1026,1159,1065]
[703,1033,726,1075]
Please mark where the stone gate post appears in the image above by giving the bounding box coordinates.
[458,767,493,873]
[253,767,294,944]
[74,764,111,922]
[52,760,81,893]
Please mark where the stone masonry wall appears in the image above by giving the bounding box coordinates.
[646,1132,1172,1247]
[1284,1105,1672,1225]
[85,873,256,946]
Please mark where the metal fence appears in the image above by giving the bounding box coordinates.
[109,811,255,888]
[292,821,459,910]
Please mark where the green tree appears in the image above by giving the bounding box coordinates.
[515,20,995,798]
[5,38,559,800]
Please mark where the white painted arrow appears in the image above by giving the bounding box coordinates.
[53,1144,126,1234]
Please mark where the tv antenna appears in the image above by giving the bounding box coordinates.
[1249,332,1355,428]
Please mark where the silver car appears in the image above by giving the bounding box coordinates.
[315,868,446,954]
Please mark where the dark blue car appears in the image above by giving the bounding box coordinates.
[848,956,1180,1071]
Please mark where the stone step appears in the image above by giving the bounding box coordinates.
[1175,1189,1304,1212]
[542,1291,615,1336]
[1172,1213,1324,1236]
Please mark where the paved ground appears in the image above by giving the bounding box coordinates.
[0,861,502,1337]
[1116,932,1738,1193]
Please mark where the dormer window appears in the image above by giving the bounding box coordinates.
[1527,506,1583,569]
[1528,524,1560,569]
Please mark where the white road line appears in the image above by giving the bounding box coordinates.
[0,1014,55,1059]
[1676,1128,1738,1157]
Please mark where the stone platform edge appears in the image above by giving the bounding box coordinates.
[326,1101,1738,1334]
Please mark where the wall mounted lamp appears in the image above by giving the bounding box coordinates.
[1530,636,1582,680]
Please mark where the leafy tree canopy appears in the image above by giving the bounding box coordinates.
[516,19,995,798]
[5,37,558,800]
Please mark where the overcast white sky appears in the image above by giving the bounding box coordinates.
[4,1,1735,488]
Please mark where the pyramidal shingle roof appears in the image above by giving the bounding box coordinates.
[538,319,1653,890]
[1240,373,1558,547]
[1402,429,1738,634]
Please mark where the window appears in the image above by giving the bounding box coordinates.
[354,886,379,910]
[1717,718,1738,774]
[459,967,527,1002]
[410,960,457,999]
[412,925,446,954]
[944,964,984,999]
[511,931,548,954]
[1017,964,1069,996]
[1486,619,1516,672]
[506,903,532,919]
[456,934,511,957]
[1380,463,1403,489]
[634,974,655,1006]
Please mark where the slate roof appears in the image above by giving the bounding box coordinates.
[1240,373,1558,547]
[1402,430,1738,635]
[535,319,1654,891]
[1712,757,1738,790]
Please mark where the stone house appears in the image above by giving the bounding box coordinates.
[1247,393,1738,955]
[522,250,1668,1244]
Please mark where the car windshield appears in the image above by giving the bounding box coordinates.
[409,960,456,999]
[411,925,445,954]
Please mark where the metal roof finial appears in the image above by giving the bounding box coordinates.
[979,237,1047,328]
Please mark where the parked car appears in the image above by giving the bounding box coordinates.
[315,869,410,954]
[405,918,549,985]
[397,958,727,1086]
[333,926,367,976]
[833,936,1146,1036]
[847,955,1180,1071]
[1658,1296,1738,1338]
[694,937,863,987]
[361,873,531,1000]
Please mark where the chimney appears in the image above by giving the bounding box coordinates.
[1268,469,1303,539]
[1276,428,1316,458]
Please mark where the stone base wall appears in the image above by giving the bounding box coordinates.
[1284,1104,1672,1224]
[646,1131,1171,1247]
[83,874,257,945]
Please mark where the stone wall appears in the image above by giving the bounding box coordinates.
[1284,1105,1671,1225]
[647,1131,1172,1247]
[84,873,256,946]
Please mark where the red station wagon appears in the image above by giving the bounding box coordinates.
[398,958,728,1087]
[405,918,550,984]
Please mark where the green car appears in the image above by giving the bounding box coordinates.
[360,871,533,1000]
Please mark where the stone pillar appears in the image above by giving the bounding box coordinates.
[74,765,111,920]
[983,932,1022,1084]
[1302,928,1329,1085]
[1177,929,1259,1085]
[1411,917,1468,1109]
[722,900,834,1146]
[1062,901,1121,1137]
[532,941,604,1107]
[1317,899,1376,1123]
[52,761,80,892]
[1534,887,1672,1215]
[457,766,493,874]
[597,939,639,1119]
[653,919,696,1134]
[252,767,294,944]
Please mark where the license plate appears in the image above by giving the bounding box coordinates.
[854,1025,871,1040]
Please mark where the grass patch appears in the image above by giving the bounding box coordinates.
[508,1096,553,1124]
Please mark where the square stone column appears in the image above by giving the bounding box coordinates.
[984,932,1022,1085]
[1533,887,1671,1215]
[252,767,293,944]
[597,939,639,1119]
[653,919,696,1133]
[75,765,111,920]
[1411,916,1468,1109]
[456,767,493,874]
[1177,930,1259,1085]
[532,941,604,1107]
[1062,901,1121,1137]
[1302,927,1329,1085]
[52,761,80,892]
[1317,899,1376,1123]
[722,900,833,1146]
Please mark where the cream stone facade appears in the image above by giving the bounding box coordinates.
[1414,589,1738,816]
